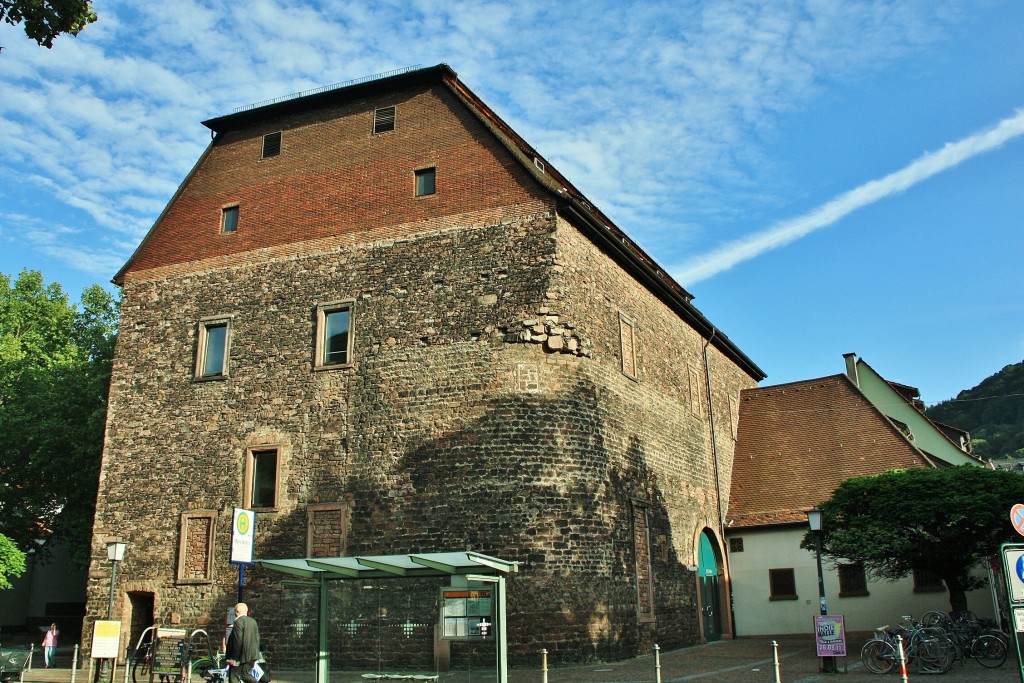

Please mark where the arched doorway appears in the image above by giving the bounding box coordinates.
[697,530,723,642]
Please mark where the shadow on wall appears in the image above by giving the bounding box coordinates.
[251,374,701,666]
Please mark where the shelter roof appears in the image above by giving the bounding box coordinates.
[258,551,518,581]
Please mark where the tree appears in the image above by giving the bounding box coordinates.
[0,270,118,566]
[803,466,1024,613]
[0,0,97,48]
[0,532,26,589]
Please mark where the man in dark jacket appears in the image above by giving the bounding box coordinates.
[226,603,261,683]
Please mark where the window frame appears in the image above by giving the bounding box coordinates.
[838,562,869,597]
[176,510,217,584]
[306,502,350,558]
[913,568,946,593]
[195,315,232,380]
[414,167,436,197]
[221,205,239,233]
[314,300,354,370]
[769,568,797,601]
[618,313,638,380]
[244,446,282,510]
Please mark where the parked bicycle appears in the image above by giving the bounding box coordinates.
[860,615,956,674]
[924,610,1008,668]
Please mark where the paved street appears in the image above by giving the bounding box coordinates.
[18,635,1023,683]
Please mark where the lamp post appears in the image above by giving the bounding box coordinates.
[106,541,127,619]
[806,509,835,673]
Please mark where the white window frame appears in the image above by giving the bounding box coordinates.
[195,315,233,379]
[314,300,354,370]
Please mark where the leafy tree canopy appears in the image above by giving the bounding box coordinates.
[803,465,1024,613]
[0,0,96,48]
[0,532,26,589]
[926,360,1024,460]
[0,270,118,567]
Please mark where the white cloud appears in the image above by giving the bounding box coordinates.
[673,108,1024,285]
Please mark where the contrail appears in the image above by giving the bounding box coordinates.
[674,108,1024,286]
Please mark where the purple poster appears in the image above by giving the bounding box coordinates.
[814,615,847,657]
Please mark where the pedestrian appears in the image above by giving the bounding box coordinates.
[42,623,59,668]
[226,603,260,683]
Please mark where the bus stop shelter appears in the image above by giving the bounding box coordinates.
[257,551,519,683]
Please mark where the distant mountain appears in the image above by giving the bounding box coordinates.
[925,360,1024,460]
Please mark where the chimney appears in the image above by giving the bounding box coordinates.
[843,353,859,387]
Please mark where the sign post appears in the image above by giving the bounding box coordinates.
[1001,503,1024,683]
[231,508,256,603]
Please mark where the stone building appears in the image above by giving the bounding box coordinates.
[86,64,764,667]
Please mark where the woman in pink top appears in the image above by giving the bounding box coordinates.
[42,623,59,668]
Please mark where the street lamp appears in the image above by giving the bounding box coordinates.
[106,541,127,619]
[806,509,835,673]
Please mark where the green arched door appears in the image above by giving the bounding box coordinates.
[698,530,722,642]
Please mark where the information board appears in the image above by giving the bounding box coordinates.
[440,588,493,640]
[151,628,187,682]
[999,541,1024,682]
[91,620,122,659]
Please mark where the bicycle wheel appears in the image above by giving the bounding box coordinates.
[861,638,897,674]
[191,658,214,680]
[972,634,1008,668]
[921,611,950,629]
[132,658,152,683]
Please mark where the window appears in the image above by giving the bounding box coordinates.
[222,205,239,233]
[769,568,797,600]
[245,448,280,509]
[619,315,637,379]
[195,317,231,379]
[315,301,353,369]
[373,106,396,134]
[177,510,216,583]
[729,537,744,553]
[838,563,869,597]
[632,502,655,622]
[262,131,282,158]
[913,568,946,593]
[415,167,436,196]
[307,503,350,558]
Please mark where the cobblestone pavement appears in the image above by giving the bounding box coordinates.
[18,635,1023,683]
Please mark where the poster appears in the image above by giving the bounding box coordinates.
[814,615,846,657]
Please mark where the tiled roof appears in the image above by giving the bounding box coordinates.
[727,374,932,529]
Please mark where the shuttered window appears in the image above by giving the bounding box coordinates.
[262,131,282,158]
[373,106,396,134]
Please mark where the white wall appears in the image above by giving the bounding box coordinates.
[727,527,994,636]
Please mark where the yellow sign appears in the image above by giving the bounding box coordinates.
[91,620,122,659]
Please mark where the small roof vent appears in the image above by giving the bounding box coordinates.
[262,131,282,158]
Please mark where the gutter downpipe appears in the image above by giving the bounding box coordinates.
[703,327,735,639]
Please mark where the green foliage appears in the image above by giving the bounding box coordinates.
[0,0,96,48]
[0,532,26,589]
[0,270,118,567]
[803,466,1024,612]
[926,360,1024,460]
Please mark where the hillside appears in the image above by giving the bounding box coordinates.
[926,360,1024,460]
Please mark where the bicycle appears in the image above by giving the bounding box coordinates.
[860,616,956,675]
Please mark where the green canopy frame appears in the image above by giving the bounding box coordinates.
[257,551,519,683]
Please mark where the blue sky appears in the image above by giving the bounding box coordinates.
[1,0,1022,404]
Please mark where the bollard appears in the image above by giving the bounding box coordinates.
[897,635,909,683]
[653,644,662,683]
[540,648,548,683]
[123,651,131,683]
[71,645,79,683]
[772,640,781,683]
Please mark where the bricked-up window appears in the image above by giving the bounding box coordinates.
[838,563,869,597]
[913,568,946,593]
[373,105,396,134]
[314,301,354,369]
[262,131,282,158]
[195,317,231,379]
[619,314,637,379]
[632,502,655,623]
[306,503,350,558]
[176,510,216,583]
[769,568,797,600]
[221,205,239,233]
[729,394,740,440]
[415,167,436,196]
[245,448,280,509]
[688,366,703,418]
